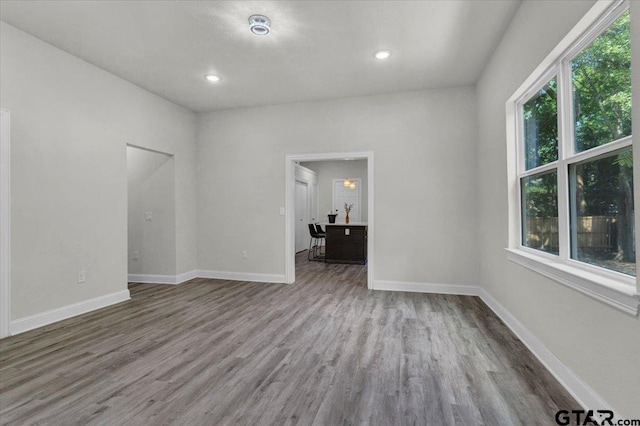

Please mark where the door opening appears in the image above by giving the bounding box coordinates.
[285,152,374,288]
[126,144,176,283]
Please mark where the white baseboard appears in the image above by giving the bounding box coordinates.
[176,269,199,283]
[477,288,613,414]
[128,273,177,284]
[197,270,286,284]
[128,270,198,285]
[373,279,480,296]
[128,269,284,285]
[10,289,130,336]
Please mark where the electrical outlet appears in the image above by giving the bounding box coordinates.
[78,270,86,283]
[242,250,248,259]
[145,211,153,221]
[133,250,139,260]
[279,207,285,216]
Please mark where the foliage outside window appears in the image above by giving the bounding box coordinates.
[523,78,558,169]
[572,13,632,152]
[522,171,559,255]
[517,9,634,277]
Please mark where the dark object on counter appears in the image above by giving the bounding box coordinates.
[327,214,337,223]
[325,224,367,265]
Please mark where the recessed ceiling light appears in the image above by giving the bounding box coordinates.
[204,74,220,82]
[249,15,271,36]
[374,50,392,60]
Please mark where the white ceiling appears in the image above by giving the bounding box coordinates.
[0,1,521,112]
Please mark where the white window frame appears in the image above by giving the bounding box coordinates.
[506,0,639,315]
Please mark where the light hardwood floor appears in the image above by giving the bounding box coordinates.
[0,252,577,425]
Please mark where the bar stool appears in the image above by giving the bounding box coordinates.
[308,224,325,261]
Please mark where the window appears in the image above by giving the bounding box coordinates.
[508,1,637,314]
[570,152,634,275]
[521,170,559,255]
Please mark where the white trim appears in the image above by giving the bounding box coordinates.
[176,269,198,283]
[557,58,572,261]
[128,274,179,284]
[567,135,632,165]
[127,269,198,285]
[367,154,374,290]
[0,108,10,339]
[294,163,318,177]
[10,290,131,335]
[285,151,374,289]
[506,249,639,315]
[197,270,286,284]
[372,280,480,296]
[478,288,618,415]
[129,270,286,285]
[519,161,559,178]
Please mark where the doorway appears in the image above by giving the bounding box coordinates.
[126,145,176,282]
[285,152,374,288]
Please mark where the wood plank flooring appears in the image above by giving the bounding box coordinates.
[0,251,578,425]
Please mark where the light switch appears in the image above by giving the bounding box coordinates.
[145,211,152,221]
[279,207,285,216]
[345,228,350,235]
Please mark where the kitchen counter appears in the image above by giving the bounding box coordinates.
[322,223,368,265]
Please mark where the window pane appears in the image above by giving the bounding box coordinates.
[570,150,635,275]
[523,78,558,169]
[521,171,559,254]
[572,11,631,152]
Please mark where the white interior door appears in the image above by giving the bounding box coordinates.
[295,180,308,253]
[311,183,318,222]
[333,179,361,223]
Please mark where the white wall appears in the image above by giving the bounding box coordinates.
[0,22,197,320]
[196,87,479,286]
[127,147,176,276]
[0,108,10,338]
[476,0,640,417]
[301,160,368,223]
